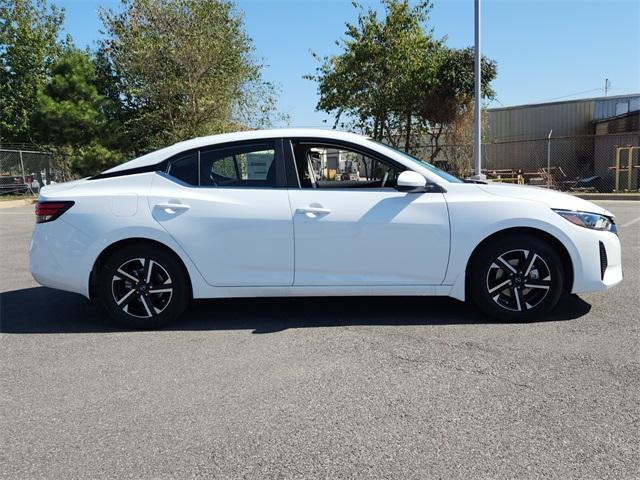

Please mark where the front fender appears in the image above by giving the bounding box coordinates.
[444,198,583,301]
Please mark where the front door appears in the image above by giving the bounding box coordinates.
[287,140,450,286]
[148,139,294,287]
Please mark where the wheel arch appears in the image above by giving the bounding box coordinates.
[89,237,193,300]
[464,227,574,297]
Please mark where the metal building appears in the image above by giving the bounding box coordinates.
[484,94,640,191]
[487,94,640,141]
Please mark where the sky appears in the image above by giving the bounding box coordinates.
[57,0,640,127]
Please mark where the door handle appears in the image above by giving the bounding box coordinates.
[296,205,331,215]
[155,202,191,213]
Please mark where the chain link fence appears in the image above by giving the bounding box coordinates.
[0,147,62,196]
[418,132,640,192]
[3,133,639,194]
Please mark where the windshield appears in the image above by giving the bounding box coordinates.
[374,141,464,183]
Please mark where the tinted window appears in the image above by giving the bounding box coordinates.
[200,143,276,188]
[166,153,198,185]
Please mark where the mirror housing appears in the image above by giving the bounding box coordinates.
[396,171,428,192]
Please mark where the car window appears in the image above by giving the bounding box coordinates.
[292,143,404,189]
[201,143,276,188]
[166,153,198,186]
[165,142,278,188]
[371,140,464,183]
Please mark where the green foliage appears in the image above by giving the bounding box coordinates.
[307,0,497,157]
[100,0,284,153]
[32,46,123,176]
[33,47,104,144]
[72,141,124,177]
[0,0,63,142]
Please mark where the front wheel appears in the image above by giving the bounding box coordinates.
[97,244,189,329]
[468,234,565,321]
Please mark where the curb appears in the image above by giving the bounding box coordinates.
[0,198,36,209]
[571,193,640,201]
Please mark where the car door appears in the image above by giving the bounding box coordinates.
[286,139,450,286]
[148,139,294,287]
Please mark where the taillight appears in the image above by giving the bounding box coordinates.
[35,201,75,223]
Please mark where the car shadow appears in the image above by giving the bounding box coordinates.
[0,287,591,334]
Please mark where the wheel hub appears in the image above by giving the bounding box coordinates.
[486,249,551,312]
[111,258,173,319]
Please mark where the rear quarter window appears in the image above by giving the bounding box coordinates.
[166,153,198,186]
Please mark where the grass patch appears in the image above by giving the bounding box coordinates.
[0,194,36,202]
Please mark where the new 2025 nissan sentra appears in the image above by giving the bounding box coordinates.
[30,129,622,328]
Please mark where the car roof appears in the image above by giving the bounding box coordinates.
[102,128,371,174]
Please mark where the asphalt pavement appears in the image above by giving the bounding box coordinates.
[1,201,639,479]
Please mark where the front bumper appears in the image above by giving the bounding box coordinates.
[570,229,622,294]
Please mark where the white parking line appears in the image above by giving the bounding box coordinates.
[621,216,640,228]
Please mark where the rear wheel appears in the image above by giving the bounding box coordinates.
[97,244,189,329]
[468,234,564,321]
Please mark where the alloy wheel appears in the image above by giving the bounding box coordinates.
[111,258,173,318]
[486,249,551,312]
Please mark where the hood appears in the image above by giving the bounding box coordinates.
[477,183,613,217]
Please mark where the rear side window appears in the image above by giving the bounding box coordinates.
[165,142,277,188]
[200,143,276,188]
[166,153,198,186]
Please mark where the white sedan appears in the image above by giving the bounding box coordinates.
[30,129,622,328]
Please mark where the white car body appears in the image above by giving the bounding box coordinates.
[30,128,622,311]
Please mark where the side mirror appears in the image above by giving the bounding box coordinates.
[396,171,427,192]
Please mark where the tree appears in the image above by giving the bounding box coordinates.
[417,46,496,162]
[31,46,123,177]
[0,0,63,143]
[308,0,497,160]
[441,106,489,178]
[100,0,284,153]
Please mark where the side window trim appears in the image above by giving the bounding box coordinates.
[284,138,301,189]
[163,138,288,189]
[285,137,407,190]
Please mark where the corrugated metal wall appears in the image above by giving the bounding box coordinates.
[487,94,640,142]
[487,100,595,141]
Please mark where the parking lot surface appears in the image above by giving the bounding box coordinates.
[1,201,639,479]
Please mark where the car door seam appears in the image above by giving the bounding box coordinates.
[287,188,297,286]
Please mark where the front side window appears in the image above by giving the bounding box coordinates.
[292,142,404,189]
[373,141,464,183]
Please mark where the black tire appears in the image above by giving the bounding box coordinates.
[468,234,564,321]
[97,244,189,329]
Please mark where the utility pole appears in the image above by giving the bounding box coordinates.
[604,78,611,96]
[472,0,486,181]
[547,129,553,188]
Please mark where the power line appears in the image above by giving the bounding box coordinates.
[537,87,607,103]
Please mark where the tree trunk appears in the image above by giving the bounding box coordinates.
[404,112,412,153]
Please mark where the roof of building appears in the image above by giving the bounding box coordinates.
[487,93,640,112]
[592,109,640,124]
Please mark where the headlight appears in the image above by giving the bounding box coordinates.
[553,209,617,233]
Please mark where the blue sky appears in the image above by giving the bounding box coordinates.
[58,0,639,126]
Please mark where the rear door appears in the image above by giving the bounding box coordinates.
[148,139,294,287]
[286,139,450,286]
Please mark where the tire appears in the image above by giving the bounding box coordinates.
[97,244,189,329]
[468,233,564,321]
